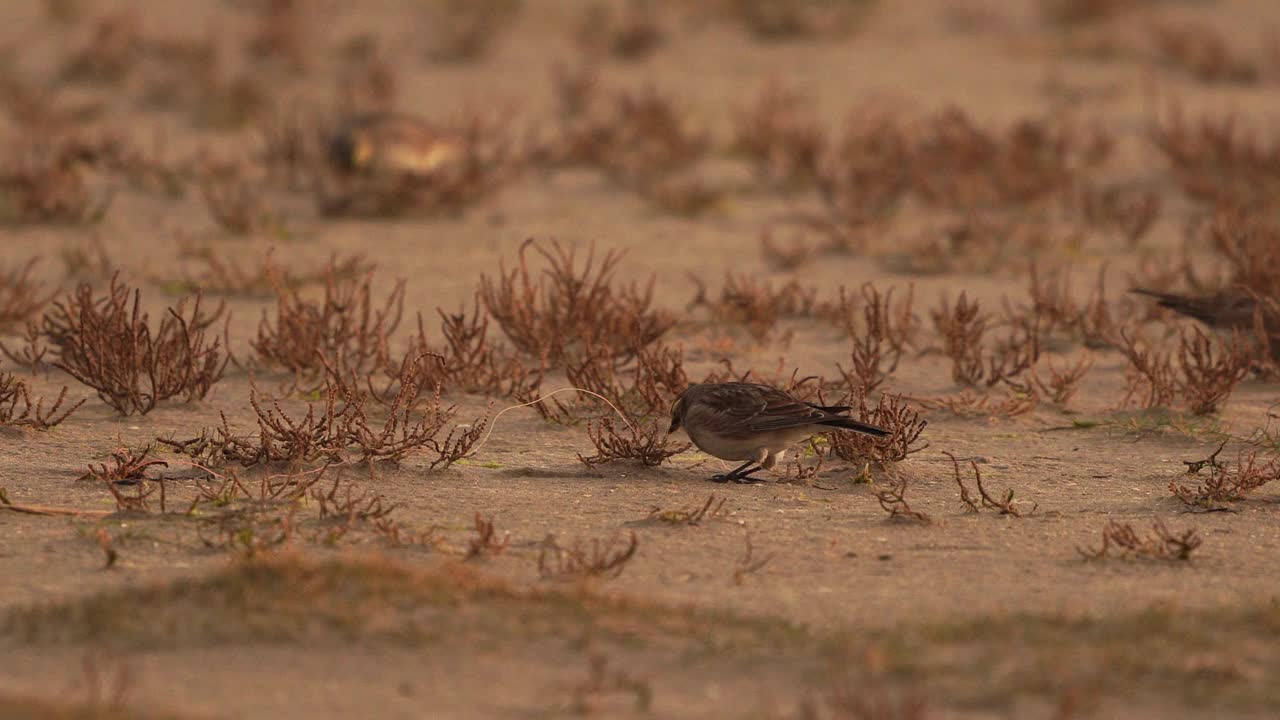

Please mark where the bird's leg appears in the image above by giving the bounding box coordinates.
[709,460,765,484]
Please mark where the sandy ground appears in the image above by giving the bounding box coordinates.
[2,0,1280,718]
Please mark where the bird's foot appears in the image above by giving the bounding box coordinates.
[709,467,765,484]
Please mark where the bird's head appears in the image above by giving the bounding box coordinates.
[667,391,688,435]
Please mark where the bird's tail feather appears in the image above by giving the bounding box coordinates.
[818,416,891,437]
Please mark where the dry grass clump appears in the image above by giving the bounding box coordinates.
[480,238,674,366]
[538,531,639,580]
[1118,327,1250,414]
[722,0,877,41]
[0,372,83,430]
[162,244,372,299]
[1078,184,1161,247]
[574,0,665,61]
[0,259,55,328]
[1198,208,1280,297]
[815,105,913,226]
[876,474,931,524]
[732,81,825,187]
[825,393,928,464]
[423,0,521,63]
[911,108,1111,210]
[36,278,228,415]
[539,68,712,209]
[0,142,111,226]
[687,273,824,341]
[1023,264,1123,349]
[1149,21,1261,85]
[80,444,170,512]
[59,9,142,85]
[577,417,689,467]
[1078,519,1202,561]
[1150,107,1280,209]
[643,495,728,525]
[948,451,1036,516]
[931,292,1040,389]
[1169,443,1278,510]
[252,268,403,380]
[837,283,918,394]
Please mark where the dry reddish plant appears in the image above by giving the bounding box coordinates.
[917,388,1039,419]
[1149,106,1280,209]
[1077,519,1202,561]
[947,451,1036,516]
[560,338,688,419]
[80,444,169,512]
[0,259,55,328]
[1169,443,1278,509]
[875,474,931,524]
[538,531,639,580]
[199,171,287,236]
[910,108,1111,210]
[732,532,773,585]
[1119,327,1250,414]
[0,143,111,225]
[0,372,83,429]
[934,290,1042,391]
[816,105,913,226]
[1031,352,1094,405]
[252,268,403,379]
[164,244,372,299]
[1199,208,1280,296]
[568,655,653,715]
[578,417,689,467]
[1041,0,1145,25]
[59,9,141,84]
[643,495,727,526]
[732,81,825,187]
[41,279,228,415]
[540,68,708,186]
[1079,184,1161,247]
[837,283,917,394]
[256,108,325,191]
[826,393,929,464]
[574,0,664,61]
[423,0,520,63]
[1150,21,1259,85]
[688,272,823,341]
[464,513,510,559]
[244,0,310,73]
[480,238,673,365]
[723,0,874,40]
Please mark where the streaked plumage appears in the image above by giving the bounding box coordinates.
[668,382,890,483]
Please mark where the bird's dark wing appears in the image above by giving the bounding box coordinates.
[701,383,835,434]
[1130,289,1256,329]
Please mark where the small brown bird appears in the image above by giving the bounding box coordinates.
[1130,287,1280,357]
[326,113,463,177]
[668,382,890,483]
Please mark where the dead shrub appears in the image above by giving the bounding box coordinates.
[688,272,823,341]
[836,283,917,393]
[875,474,931,524]
[1119,327,1250,414]
[0,372,83,429]
[245,0,310,73]
[947,451,1036,516]
[479,238,673,365]
[538,531,639,580]
[732,81,825,187]
[1024,264,1123,348]
[816,105,912,226]
[423,0,520,63]
[1079,184,1160,247]
[40,278,228,415]
[0,141,111,225]
[1030,352,1094,405]
[732,532,773,585]
[199,170,288,236]
[464,513,510,559]
[251,268,403,380]
[0,259,56,328]
[1149,106,1280,209]
[643,495,727,525]
[723,0,875,40]
[1041,0,1145,25]
[578,417,690,467]
[59,10,141,85]
[1150,21,1259,85]
[1078,519,1202,561]
[80,444,169,512]
[1169,443,1278,509]
[568,655,653,715]
[932,292,1041,389]
[574,1,664,61]
[825,393,928,464]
